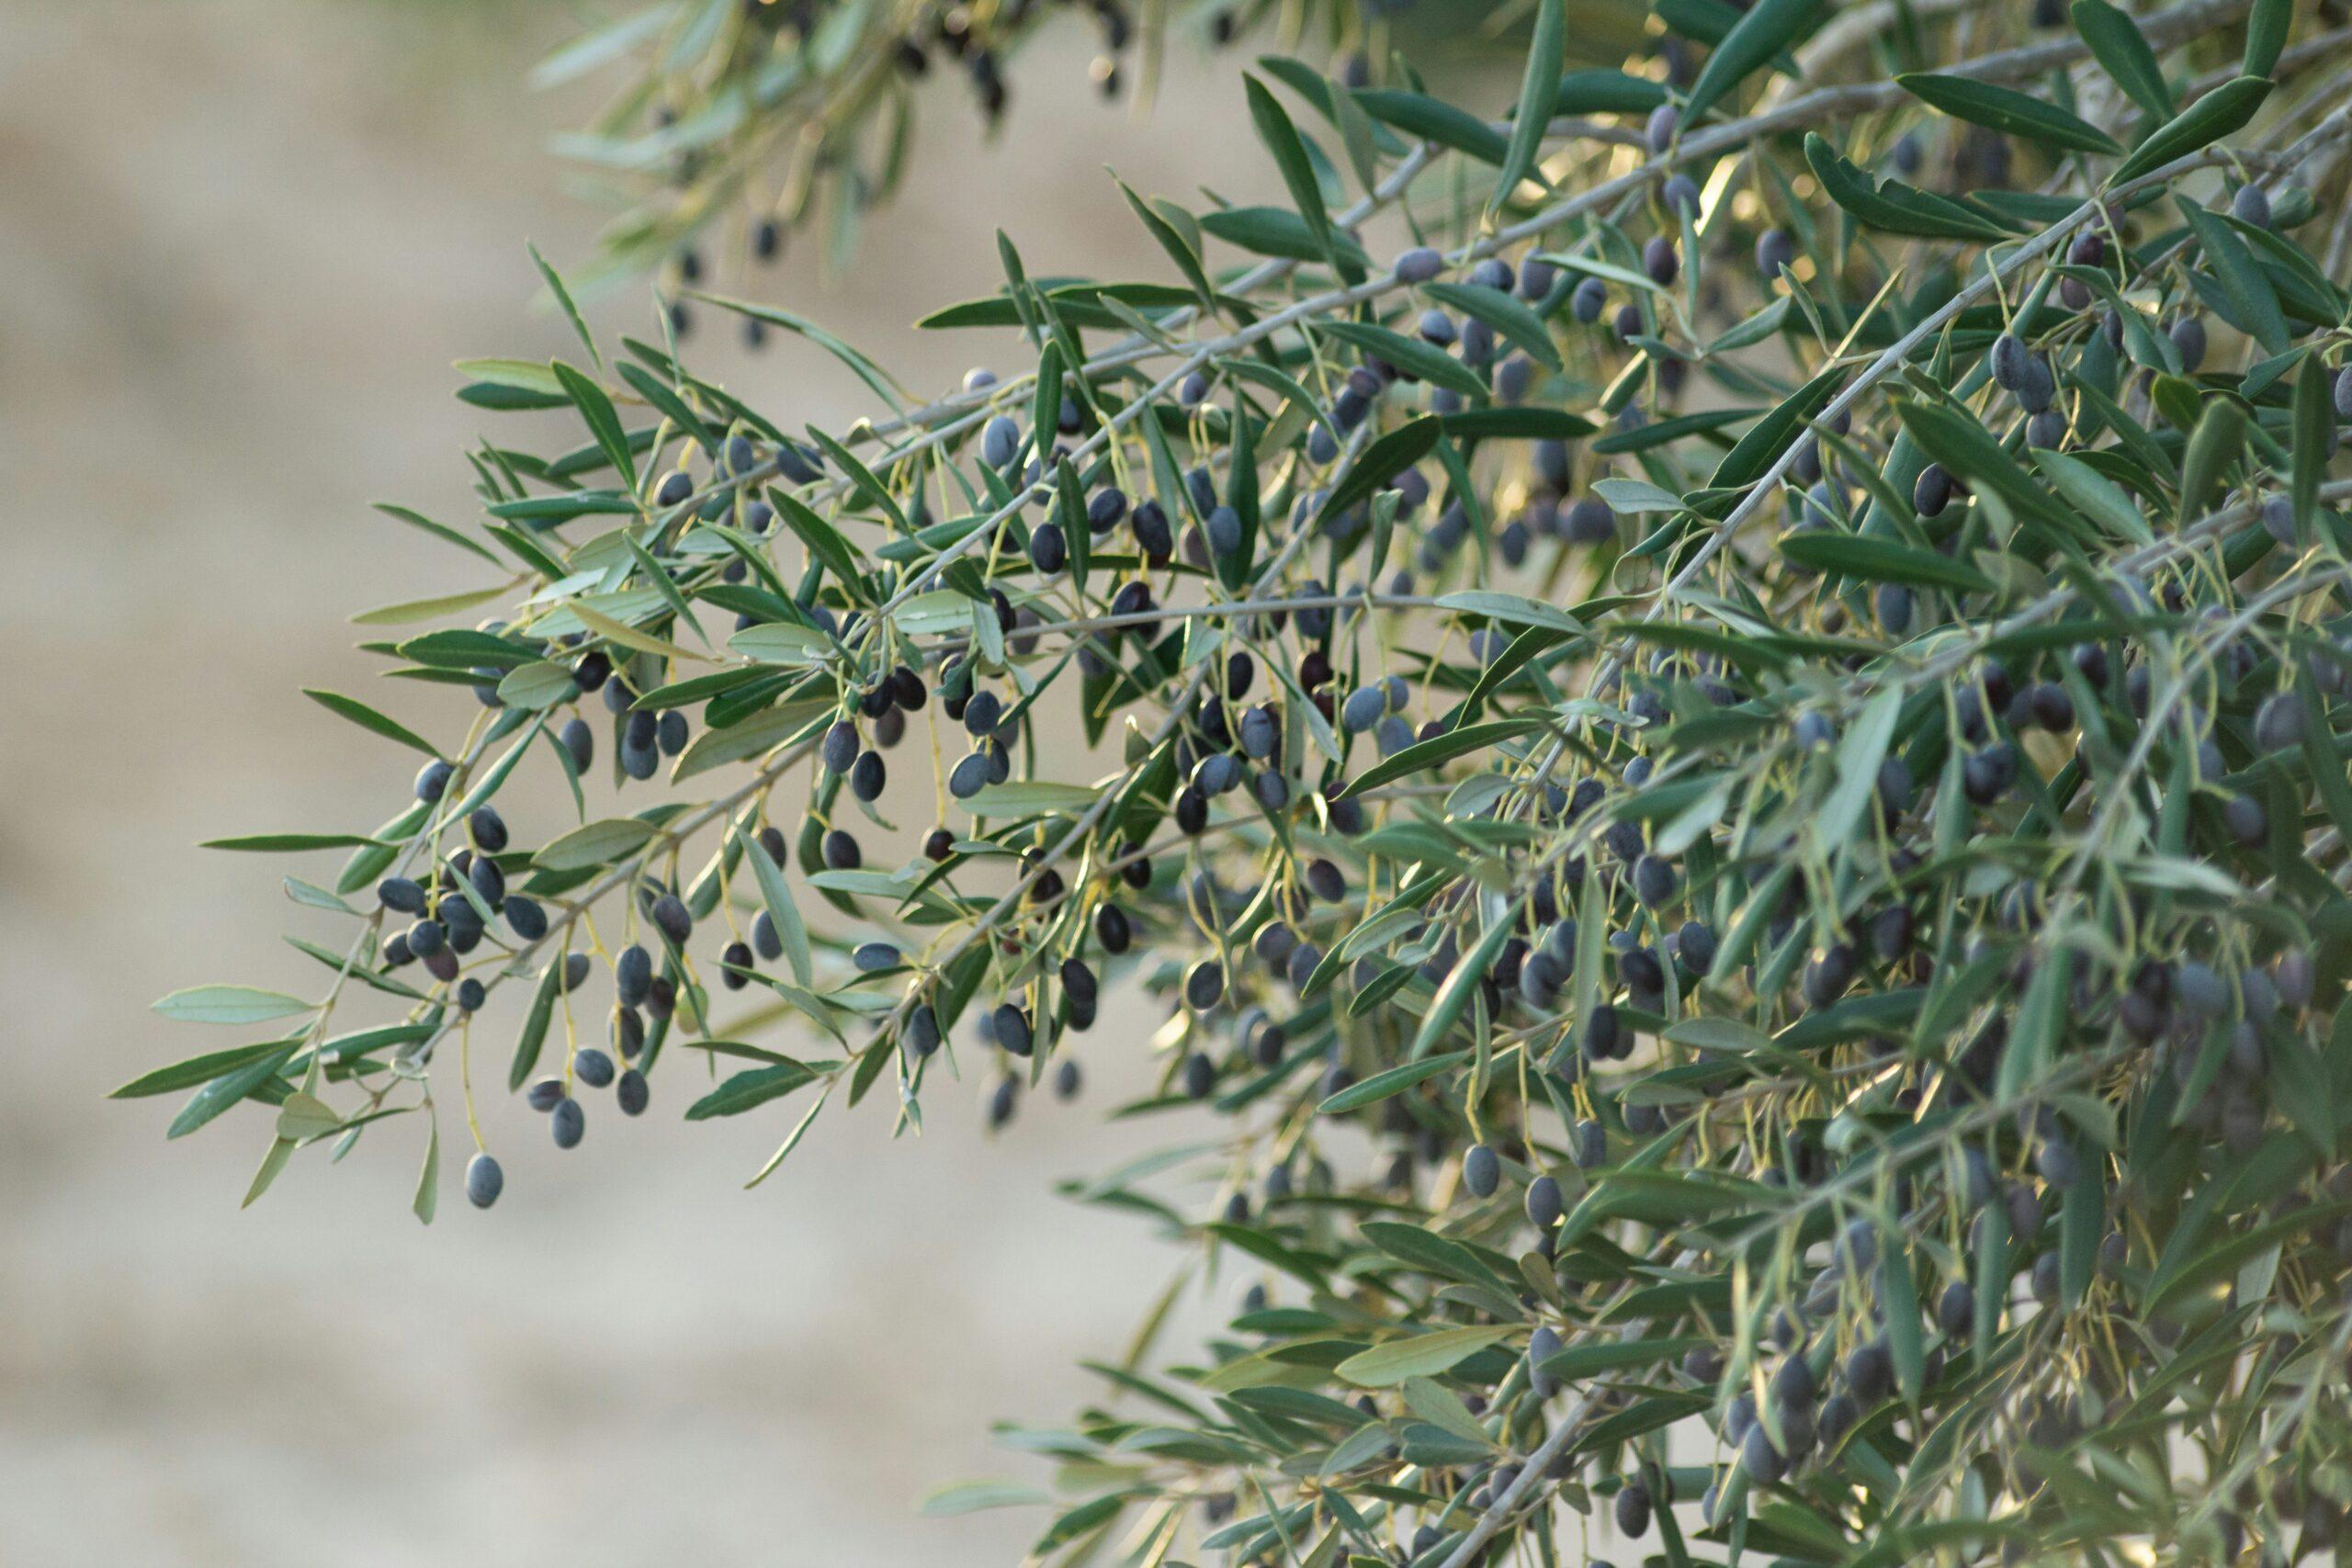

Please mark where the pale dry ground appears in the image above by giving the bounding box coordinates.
[0,6,1319,1563]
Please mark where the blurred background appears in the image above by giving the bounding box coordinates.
[0,4,1363,1562]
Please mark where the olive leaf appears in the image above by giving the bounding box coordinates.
[1896,73,2121,155]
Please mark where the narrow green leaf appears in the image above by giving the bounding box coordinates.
[2070,0,2173,118]
[1713,363,1846,491]
[2245,0,2291,76]
[728,622,835,666]
[2295,670,2352,857]
[961,782,1102,816]
[1817,687,1904,849]
[1594,406,1754,457]
[2110,77,2273,189]
[2292,354,2334,536]
[398,627,537,670]
[1893,397,2071,529]
[2184,201,2292,364]
[1353,88,1511,164]
[1029,338,1064,479]
[673,697,829,783]
[169,1045,299,1139]
[1336,1325,1518,1387]
[616,359,721,456]
[486,491,638,525]
[739,826,812,987]
[1804,134,2013,241]
[2143,1200,2352,1317]
[1441,408,1592,442]
[1594,478,1687,513]
[448,712,545,821]
[2031,447,2151,542]
[1423,281,1562,372]
[1313,319,1488,399]
[1408,919,1516,1063]
[1198,206,1372,268]
[685,1060,821,1120]
[1778,532,1994,593]
[1244,74,1340,276]
[1339,719,1543,798]
[571,597,702,664]
[1401,1376,1498,1450]
[153,986,314,1026]
[803,426,908,536]
[551,359,638,494]
[1683,0,1828,125]
[1361,1220,1511,1295]
[534,817,659,873]
[1880,1227,1925,1401]
[201,833,388,853]
[1055,457,1091,595]
[921,1482,1054,1518]
[688,292,909,412]
[1897,73,2120,154]
[1318,1050,1470,1114]
[743,1078,831,1189]
[2059,1163,2101,1307]
[1554,68,1668,115]
[413,1118,439,1226]
[1537,1337,1706,1380]
[508,958,562,1091]
[2177,397,2247,525]
[1312,415,1443,537]
[482,523,567,581]
[112,1037,305,1100]
[1462,623,1577,720]
[241,1134,297,1208]
[1996,948,2071,1100]
[527,240,603,376]
[371,502,501,565]
[351,585,511,626]
[769,491,869,595]
[496,660,583,711]
[529,6,667,87]
[1493,0,1564,210]
[1114,176,1217,309]
[303,691,442,757]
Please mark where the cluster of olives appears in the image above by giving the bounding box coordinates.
[376,802,543,1000]
[377,795,668,1207]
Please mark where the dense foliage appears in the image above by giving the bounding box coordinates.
[130,0,2352,1562]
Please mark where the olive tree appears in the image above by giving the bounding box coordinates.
[127,0,2352,1562]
